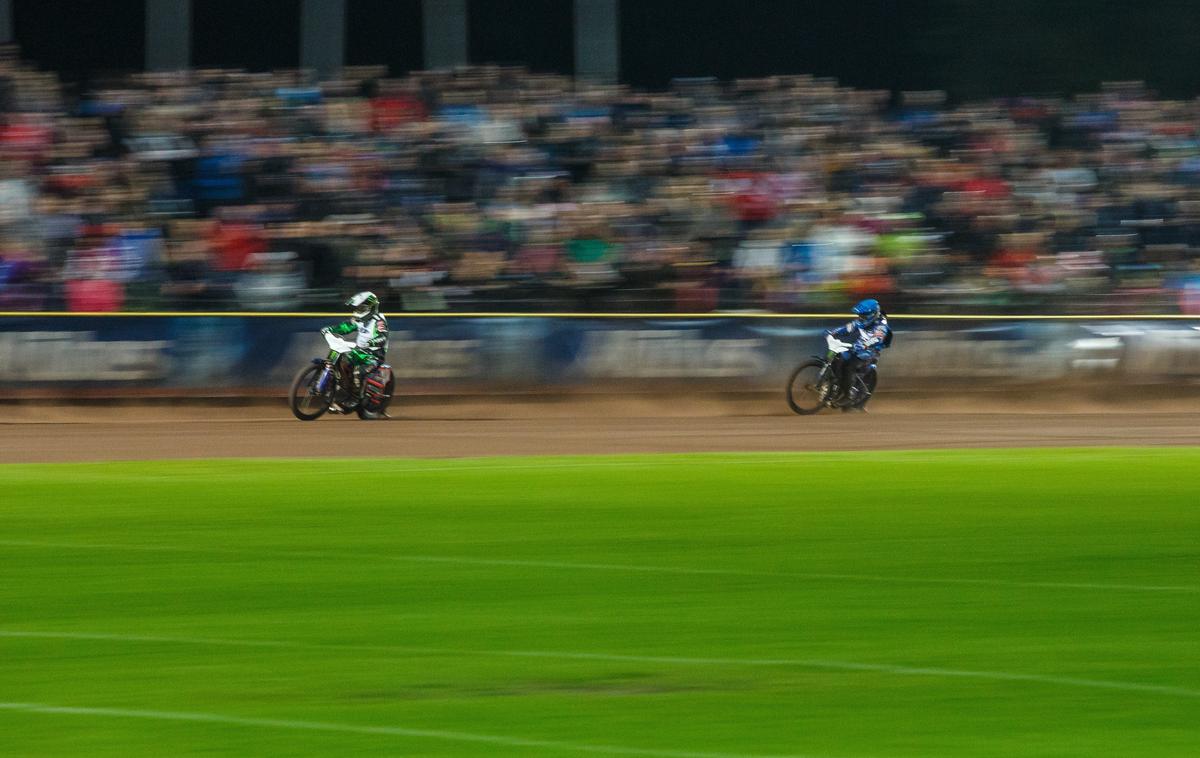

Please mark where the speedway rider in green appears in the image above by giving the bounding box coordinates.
[321,292,388,411]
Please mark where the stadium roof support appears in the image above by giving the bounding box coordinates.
[301,0,346,79]
[145,0,190,71]
[423,0,468,70]
[575,0,618,82]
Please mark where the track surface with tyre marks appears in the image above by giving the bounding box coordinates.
[3,401,1199,462]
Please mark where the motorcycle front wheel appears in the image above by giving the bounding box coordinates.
[786,359,833,415]
[290,364,334,421]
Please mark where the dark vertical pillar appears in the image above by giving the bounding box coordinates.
[422,0,466,69]
[0,0,12,44]
[574,0,617,81]
[301,0,345,78]
[146,0,191,71]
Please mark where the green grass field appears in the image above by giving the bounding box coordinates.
[1,450,1198,757]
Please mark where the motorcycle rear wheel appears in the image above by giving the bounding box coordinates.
[356,376,395,421]
[786,359,833,415]
[849,368,878,409]
[290,364,333,421]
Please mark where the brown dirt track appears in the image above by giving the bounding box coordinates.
[2,394,1199,463]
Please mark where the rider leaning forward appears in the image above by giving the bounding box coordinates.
[321,291,388,409]
[827,298,891,410]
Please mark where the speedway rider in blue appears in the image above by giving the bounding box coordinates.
[827,298,891,409]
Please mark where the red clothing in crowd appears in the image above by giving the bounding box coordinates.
[370,95,427,132]
[210,222,268,272]
[958,177,1011,198]
[721,172,780,222]
[65,279,124,312]
[0,119,52,158]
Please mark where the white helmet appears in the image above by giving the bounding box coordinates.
[348,291,379,320]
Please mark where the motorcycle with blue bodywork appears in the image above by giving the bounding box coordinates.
[786,334,877,414]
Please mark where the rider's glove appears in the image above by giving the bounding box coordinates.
[320,327,331,335]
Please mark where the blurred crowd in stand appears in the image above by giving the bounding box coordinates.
[1,52,1200,314]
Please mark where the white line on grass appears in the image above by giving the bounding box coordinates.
[3,629,1197,700]
[2,456,813,475]
[0,701,813,758]
[1,538,1195,594]
[0,451,1127,477]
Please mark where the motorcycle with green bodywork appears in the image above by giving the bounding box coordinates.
[289,330,394,421]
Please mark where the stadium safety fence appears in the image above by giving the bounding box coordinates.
[1,313,1198,393]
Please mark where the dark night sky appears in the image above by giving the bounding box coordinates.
[345,0,423,74]
[192,0,300,72]
[620,0,912,90]
[469,0,573,73]
[14,0,144,85]
[10,0,1200,98]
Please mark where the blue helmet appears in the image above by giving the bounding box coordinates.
[852,298,881,322]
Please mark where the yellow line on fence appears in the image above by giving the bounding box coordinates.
[0,311,1197,320]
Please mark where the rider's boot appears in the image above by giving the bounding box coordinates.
[842,377,868,412]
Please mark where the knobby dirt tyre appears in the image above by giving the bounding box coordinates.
[786,359,832,415]
[290,364,332,421]
[356,376,395,420]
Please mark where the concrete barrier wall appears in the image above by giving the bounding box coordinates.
[2,314,1199,396]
